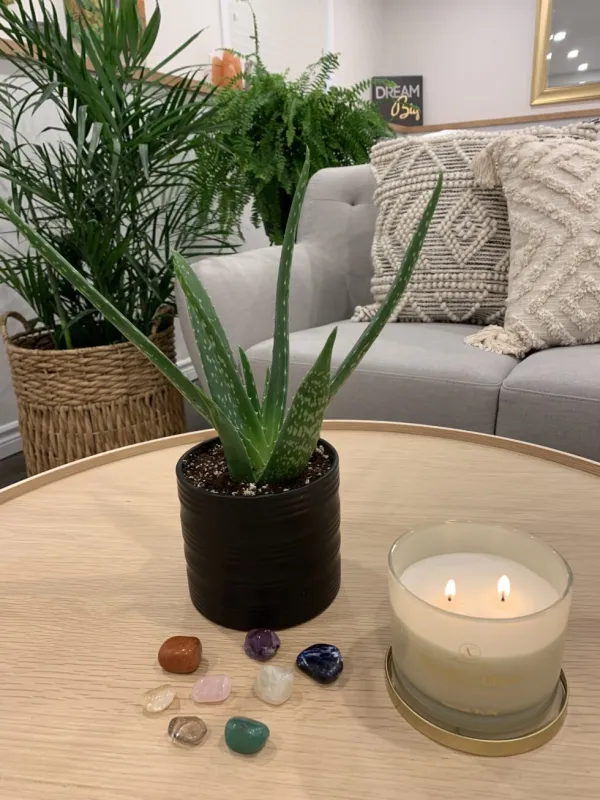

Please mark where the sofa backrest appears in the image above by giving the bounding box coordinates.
[298,164,376,309]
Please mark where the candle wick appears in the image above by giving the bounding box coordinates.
[501,594,506,602]
[447,596,452,602]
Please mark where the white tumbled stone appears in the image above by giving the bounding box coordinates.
[254,665,294,706]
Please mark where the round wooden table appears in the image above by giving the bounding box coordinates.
[2,421,600,799]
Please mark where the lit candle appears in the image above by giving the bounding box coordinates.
[401,553,558,619]
[389,523,572,736]
[498,575,510,602]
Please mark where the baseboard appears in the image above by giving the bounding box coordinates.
[0,420,22,460]
[177,357,197,382]
[0,358,199,461]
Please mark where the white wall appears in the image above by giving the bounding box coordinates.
[230,0,327,78]
[334,0,385,89]
[145,0,222,73]
[378,0,600,125]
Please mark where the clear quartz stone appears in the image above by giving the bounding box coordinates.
[143,684,176,713]
[168,716,208,747]
[254,665,294,706]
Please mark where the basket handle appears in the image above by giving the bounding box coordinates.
[151,305,175,337]
[0,311,34,343]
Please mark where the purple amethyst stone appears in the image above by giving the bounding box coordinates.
[244,629,281,662]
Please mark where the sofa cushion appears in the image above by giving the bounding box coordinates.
[299,164,376,310]
[496,345,600,461]
[246,322,517,434]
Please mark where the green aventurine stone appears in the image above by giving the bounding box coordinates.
[225,716,270,755]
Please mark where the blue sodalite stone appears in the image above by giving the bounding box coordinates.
[296,644,343,684]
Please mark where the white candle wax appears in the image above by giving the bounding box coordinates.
[400,553,559,619]
[388,523,572,735]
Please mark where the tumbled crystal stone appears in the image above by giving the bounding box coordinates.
[296,644,343,684]
[255,665,294,706]
[225,716,270,755]
[244,629,281,662]
[192,675,232,704]
[158,636,202,674]
[167,716,207,747]
[143,684,176,714]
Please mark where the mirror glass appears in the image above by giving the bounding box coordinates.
[547,0,600,88]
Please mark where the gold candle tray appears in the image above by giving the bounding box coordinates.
[385,647,568,756]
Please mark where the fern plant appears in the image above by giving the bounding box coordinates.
[200,13,392,245]
[0,153,443,484]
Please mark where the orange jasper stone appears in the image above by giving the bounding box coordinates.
[158,636,202,674]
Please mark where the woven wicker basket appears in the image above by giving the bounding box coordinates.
[1,310,186,475]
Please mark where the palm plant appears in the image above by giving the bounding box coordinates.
[0,0,235,349]
[0,153,443,483]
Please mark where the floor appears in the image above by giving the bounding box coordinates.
[0,451,27,489]
[0,400,208,490]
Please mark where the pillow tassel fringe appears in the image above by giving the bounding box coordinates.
[471,147,501,188]
[464,325,526,358]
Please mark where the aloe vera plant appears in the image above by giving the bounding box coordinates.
[0,153,442,484]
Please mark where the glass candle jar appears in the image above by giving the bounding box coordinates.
[388,521,572,737]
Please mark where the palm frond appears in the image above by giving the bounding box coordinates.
[0,0,236,349]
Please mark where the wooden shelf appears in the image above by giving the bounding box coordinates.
[391,106,600,134]
[0,36,211,92]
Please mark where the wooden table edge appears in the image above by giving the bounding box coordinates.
[2,420,599,504]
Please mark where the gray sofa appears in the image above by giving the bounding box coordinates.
[178,165,600,462]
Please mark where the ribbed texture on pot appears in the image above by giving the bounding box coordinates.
[176,438,341,630]
[1,311,185,475]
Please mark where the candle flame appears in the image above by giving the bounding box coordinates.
[498,575,510,602]
[445,579,456,602]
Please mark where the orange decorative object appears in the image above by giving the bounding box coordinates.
[211,50,243,88]
[211,56,224,87]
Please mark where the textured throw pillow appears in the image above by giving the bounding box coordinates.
[353,122,600,325]
[465,135,600,358]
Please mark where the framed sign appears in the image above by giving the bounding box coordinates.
[372,76,423,127]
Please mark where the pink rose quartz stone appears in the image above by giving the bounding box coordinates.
[192,675,232,704]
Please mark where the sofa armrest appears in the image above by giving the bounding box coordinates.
[176,242,350,384]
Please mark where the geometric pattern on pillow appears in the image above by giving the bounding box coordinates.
[353,122,600,326]
[466,134,600,357]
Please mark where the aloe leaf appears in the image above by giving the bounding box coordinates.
[172,251,234,355]
[239,347,260,414]
[261,148,312,444]
[330,173,443,397]
[204,408,258,482]
[260,327,337,484]
[261,365,271,412]
[174,253,268,464]
[0,196,256,481]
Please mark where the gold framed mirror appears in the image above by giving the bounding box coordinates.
[532,0,600,105]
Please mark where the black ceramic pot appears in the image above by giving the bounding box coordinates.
[175,437,341,630]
